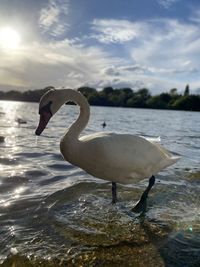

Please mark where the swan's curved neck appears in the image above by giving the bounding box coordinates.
[59,89,90,140]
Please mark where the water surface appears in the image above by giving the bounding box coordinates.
[0,100,200,266]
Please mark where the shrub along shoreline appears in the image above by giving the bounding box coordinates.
[0,85,199,111]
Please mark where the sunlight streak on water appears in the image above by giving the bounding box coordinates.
[13,186,26,199]
[2,201,11,208]
[35,136,38,145]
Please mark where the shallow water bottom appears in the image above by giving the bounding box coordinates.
[1,187,200,267]
[1,219,200,267]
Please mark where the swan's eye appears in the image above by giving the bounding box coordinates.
[39,101,52,115]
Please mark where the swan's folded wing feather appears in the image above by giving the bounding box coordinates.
[78,133,180,183]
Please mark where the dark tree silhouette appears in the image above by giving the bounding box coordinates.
[184,84,190,96]
[0,86,199,111]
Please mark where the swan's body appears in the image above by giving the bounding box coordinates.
[61,131,178,184]
[36,89,180,211]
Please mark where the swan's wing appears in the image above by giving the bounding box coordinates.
[78,133,180,182]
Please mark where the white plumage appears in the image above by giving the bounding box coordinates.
[35,88,180,210]
[61,132,179,184]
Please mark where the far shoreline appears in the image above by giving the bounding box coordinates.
[0,85,200,112]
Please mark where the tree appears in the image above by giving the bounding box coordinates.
[160,93,171,103]
[137,88,151,100]
[147,95,168,109]
[129,88,151,108]
[102,87,114,95]
[184,84,190,96]
[170,88,178,96]
[0,86,199,111]
[78,87,96,97]
[172,95,200,111]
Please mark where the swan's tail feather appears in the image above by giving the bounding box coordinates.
[150,141,181,161]
[143,136,161,143]
[168,155,181,164]
[159,154,181,171]
[153,142,181,170]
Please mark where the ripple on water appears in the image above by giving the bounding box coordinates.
[50,153,63,160]
[159,231,200,267]
[0,157,18,165]
[47,163,74,171]
[0,176,29,193]
[15,152,47,158]
[38,175,69,186]
[25,170,48,178]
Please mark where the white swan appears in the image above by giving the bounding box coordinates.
[35,89,180,212]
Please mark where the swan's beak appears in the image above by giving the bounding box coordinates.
[35,112,52,136]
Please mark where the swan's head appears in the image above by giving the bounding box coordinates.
[35,89,62,135]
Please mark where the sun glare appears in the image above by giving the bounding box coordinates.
[0,27,21,50]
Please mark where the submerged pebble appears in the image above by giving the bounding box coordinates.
[10,247,18,255]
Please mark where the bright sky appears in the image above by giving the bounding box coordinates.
[0,0,200,94]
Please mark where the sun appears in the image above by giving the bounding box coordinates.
[0,27,21,50]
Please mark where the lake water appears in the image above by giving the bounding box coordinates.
[0,100,199,267]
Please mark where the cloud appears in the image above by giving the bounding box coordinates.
[0,39,119,90]
[1,8,200,94]
[39,0,69,37]
[39,1,59,29]
[104,65,150,76]
[91,79,140,90]
[157,0,180,9]
[91,19,141,44]
[88,16,200,92]
[189,9,200,24]
[129,19,200,77]
[91,17,200,74]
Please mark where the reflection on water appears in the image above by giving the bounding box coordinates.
[0,100,200,266]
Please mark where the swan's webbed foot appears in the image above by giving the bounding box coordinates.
[132,175,155,213]
[111,182,117,204]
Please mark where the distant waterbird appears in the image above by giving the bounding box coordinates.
[102,121,107,128]
[35,89,180,213]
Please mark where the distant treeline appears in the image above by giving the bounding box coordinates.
[0,85,200,111]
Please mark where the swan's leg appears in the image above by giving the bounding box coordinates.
[132,175,155,213]
[112,182,117,204]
